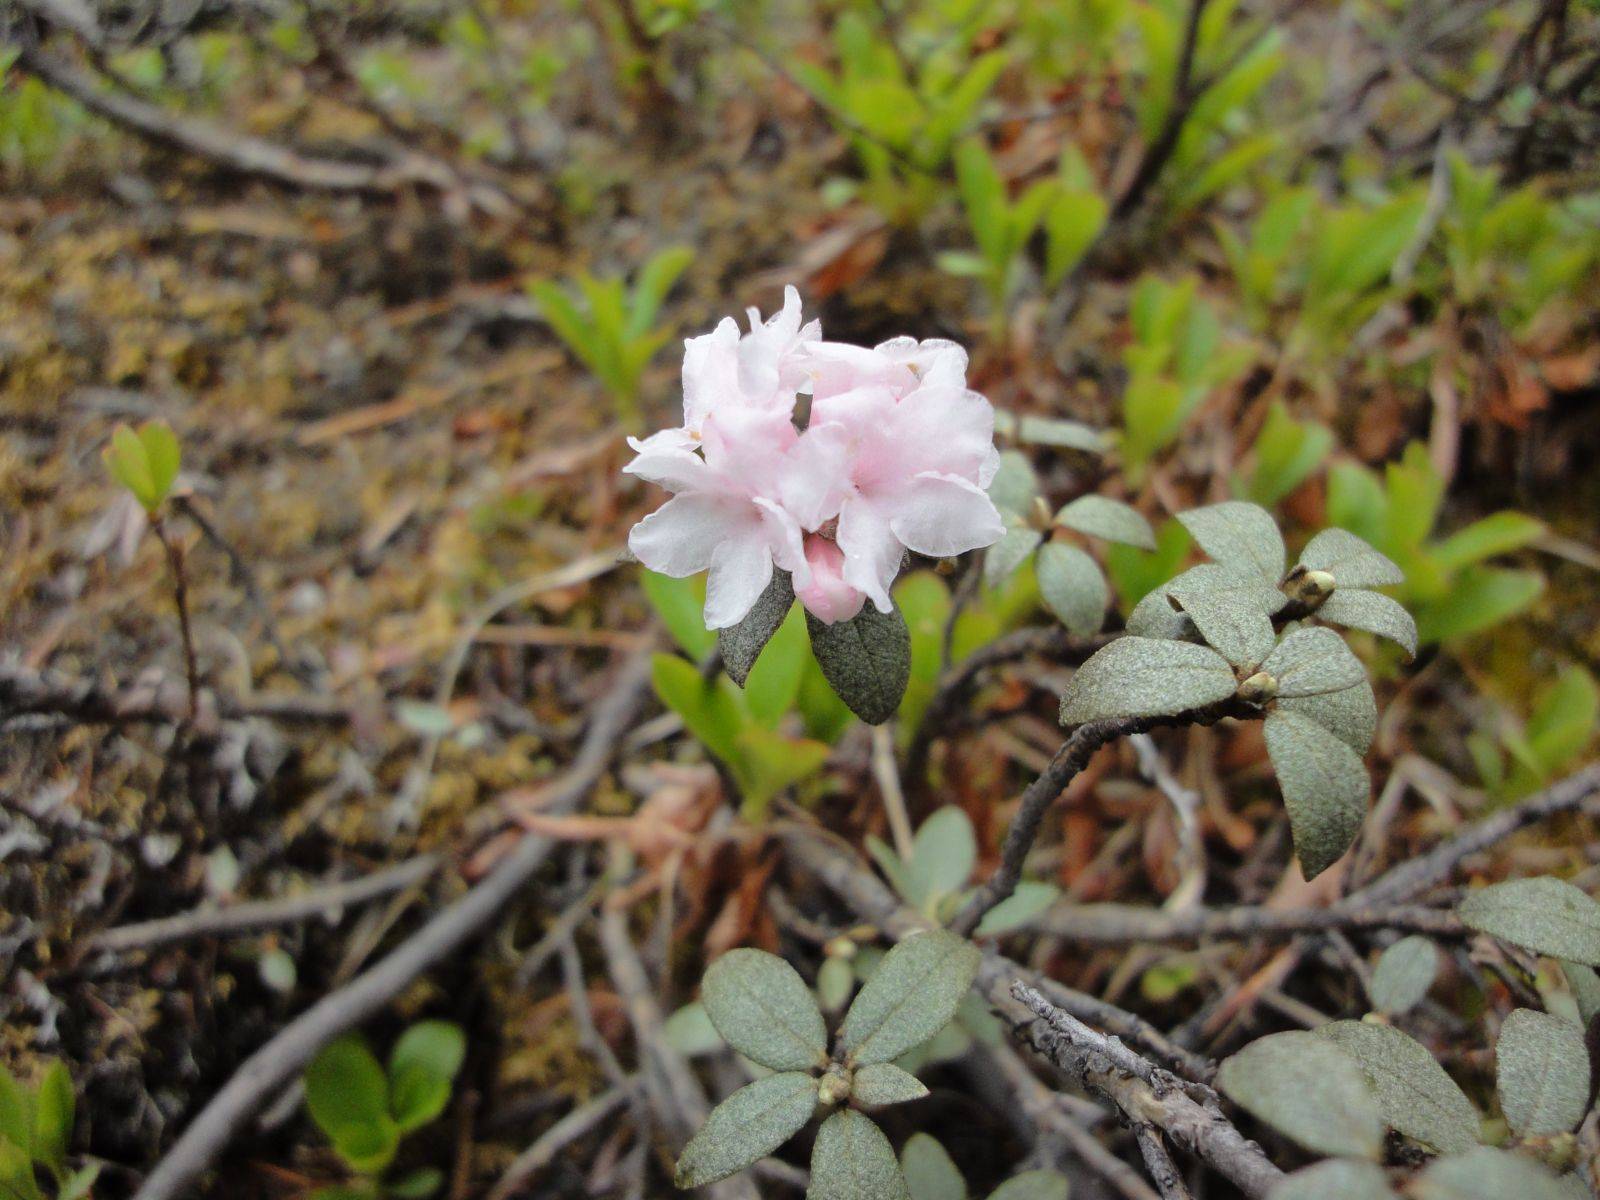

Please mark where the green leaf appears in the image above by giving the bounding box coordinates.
[1178,501,1286,583]
[1217,1031,1383,1159]
[664,1002,724,1057]
[1044,187,1108,286]
[1167,564,1280,668]
[58,1163,101,1200]
[137,421,181,508]
[641,571,717,659]
[1458,877,1600,966]
[1411,1146,1570,1200]
[626,245,693,340]
[389,1066,451,1134]
[1107,518,1191,614]
[1054,496,1155,549]
[0,1070,30,1158]
[1264,711,1370,880]
[1496,1008,1590,1137]
[0,1140,41,1200]
[839,930,981,1066]
[1268,1160,1397,1200]
[851,1063,929,1108]
[720,570,796,687]
[1036,543,1107,636]
[806,603,913,726]
[701,948,829,1072]
[741,603,809,728]
[1279,679,1378,754]
[1242,402,1332,508]
[974,882,1059,937]
[103,424,155,510]
[987,1172,1070,1200]
[389,1021,465,1087]
[1431,511,1545,573]
[651,654,744,767]
[675,1073,820,1189]
[1297,528,1404,589]
[732,727,830,818]
[900,1133,965,1200]
[809,1110,909,1200]
[986,452,1040,518]
[1414,567,1543,644]
[985,526,1044,588]
[1058,637,1237,725]
[906,808,977,910]
[387,1167,444,1200]
[1370,936,1439,1014]
[1316,1020,1479,1154]
[1525,668,1600,780]
[305,1036,390,1143]
[31,1062,72,1174]
[1260,627,1366,699]
[332,1115,399,1175]
[1317,589,1418,658]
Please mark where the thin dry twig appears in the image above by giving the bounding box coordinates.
[129,651,653,1200]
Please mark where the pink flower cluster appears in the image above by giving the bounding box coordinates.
[626,287,1005,630]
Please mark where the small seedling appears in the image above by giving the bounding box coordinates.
[302,1021,465,1200]
[0,1061,100,1200]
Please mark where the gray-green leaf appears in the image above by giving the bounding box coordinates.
[1054,496,1156,549]
[809,1110,910,1200]
[997,413,1107,453]
[1496,1008,1590,1137]
[1317,589,1418,658]
[818,957,856,1012]
[901,1133,966,1200]
[1269,1160,1398,1200]
[1125,586,1194,641]
[1058,637,1236,725]
[676,1072,820,1188]
[1168,564,1279,667]
[974,882,1060,937]
[1457,877,1600,966]
[720,570,795,686]
[664,1002,724,1057]
[1264,710,1370,879]
[1411,1146,1571,1200]
[1316,1020,1479,1154]
[839,930,981,1066]
[907,808,977,909]
[851,1063,930,1108]
[1370,936,1439,1014]
[701,948,828,1071]
[1563,960,1600,1027]
[1217,1031,1383,1159]
[987,451,1041,518]
[1260,627,1366,698]
[987,1171,1070,1200]
[1178,501,1286,583]
[807,603,912,726]
[1298,529,1404,589]
[985,525,1044,588]
[1278,679,1377,754]
[1036,543,1108,636]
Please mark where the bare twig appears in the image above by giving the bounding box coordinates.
[130,651,652,1200]
[1131,1124,1192,1200]
[1109,0,1212,222]
[0,662,347,728]
[951,699,1255,936]
[871,723,914,860]
[1008,982,1283,1199]
[89,856,442,954]
[486,1082,638,1200]
[150,517,199,720]
[1022,901,1464,943]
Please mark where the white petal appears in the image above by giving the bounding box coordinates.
[779,422,855,530]
[888,472,1006,558]
[837,497,904,613]
[753,496,810,586]
[704,532,774,629]
[628,494,734,577]
[623,444,706,492]
[682,318,741,431]
[886,384,996,483]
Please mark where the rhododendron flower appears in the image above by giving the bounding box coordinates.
[625,287,1003,631]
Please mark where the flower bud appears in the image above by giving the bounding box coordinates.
[817,1065,853,1106]
[1237,671,1278,705]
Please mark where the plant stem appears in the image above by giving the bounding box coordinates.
[152,516,199,721]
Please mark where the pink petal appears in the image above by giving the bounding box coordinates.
[753,496,810,586]
[796,535,866,625]
[887,472,1006,558]
[628,494,737,577]
[780,421,855,531]
[704,531,774,629]
[885,384,996,484]
[837,497,905,613]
